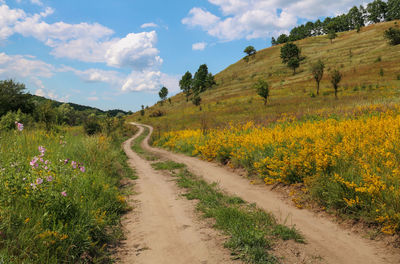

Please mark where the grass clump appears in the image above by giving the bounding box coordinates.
[154,161,303,263]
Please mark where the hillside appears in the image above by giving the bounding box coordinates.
[129,20,400,132]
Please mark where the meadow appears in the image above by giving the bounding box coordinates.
[155,104,400,235]
[0,124,134,263]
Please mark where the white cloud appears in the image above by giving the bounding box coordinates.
[35,88,69,102]
[0,52,54,79]
[183,0,365,41]
[192,42,207,51]
[30,0,43,6]
[0,4,26,40]
[141,22,158,28]
[105,31,162,69]
[87,96,99,101]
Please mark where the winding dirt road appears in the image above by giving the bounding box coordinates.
[136,123,400,264]
[118,125,237,264]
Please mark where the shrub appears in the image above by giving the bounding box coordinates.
[384,27,400,45]
[149,110,165,118]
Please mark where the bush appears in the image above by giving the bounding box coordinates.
[0,110,34,131]
[149,110,165,118]
[83,116,102,135]
[384,27,400,45]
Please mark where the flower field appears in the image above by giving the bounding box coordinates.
[0,126,132,263]
[155,105,400,235]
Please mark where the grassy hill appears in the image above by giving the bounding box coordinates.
[129,20,400,132]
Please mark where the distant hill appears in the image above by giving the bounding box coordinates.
[129,20,400,132]
[31,95,131,117]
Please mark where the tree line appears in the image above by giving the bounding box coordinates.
[272,0,400,45]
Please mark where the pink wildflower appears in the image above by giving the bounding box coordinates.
[46,176,53,182]
[79,166,85,173]
[36,178,43,185]
[17,123,24,131]
[71,161,77,169]
[30,157,39,168]
[61,191,67,197]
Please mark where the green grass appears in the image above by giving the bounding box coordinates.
[152,161,304,264]
[0,126,135,263]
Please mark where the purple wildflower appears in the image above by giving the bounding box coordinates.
[38,146,46,157]
[17,122,24,131]
[36,178,43,185]
[30,183,37,189]
[44,166,48,170]
[79,166,86,173]
[61,191,67,197]
[71,161,77,169]
[45,160,49,165]
[64,159,69,164]
[46,176,53,182]
[30,157,39,168]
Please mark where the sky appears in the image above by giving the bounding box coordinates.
[0,0,368,111]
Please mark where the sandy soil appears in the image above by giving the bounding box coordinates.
[117,125,238,264]
[137,123,400,264]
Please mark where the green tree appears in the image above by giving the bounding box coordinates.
[244,45,256,58]
[280,43,304,75]
[35,101,56,130]
[387,0,400,21]
[254,79,270,105]
[347,6,365,30]
[328,30,337,44]
[159,86,168,103]
[193,64,211,94]
[384,27,400,45]
[179,71,193,101]
[0,79,33,116]
[140,105,145,116]
[192,94,201,107]
[331,69,342,99]
[311,60,325,95]
[57,103,76,125]
[367,0,387,23]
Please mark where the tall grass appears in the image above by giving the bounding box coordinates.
[0,126,133,263]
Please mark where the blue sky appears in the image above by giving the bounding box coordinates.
[0,0,366,111]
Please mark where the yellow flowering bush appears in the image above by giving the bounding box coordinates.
[156,106,400,234]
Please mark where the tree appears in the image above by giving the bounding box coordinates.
[280,43,304,75]
[384,27,400,45]
[347,6,365,30]
[276,34,289,44]
[140,105,145,116]
[193,64,213,94]
[271,37,277,46]
[244,46,256,57]
[387,0,400,21]
[328,30,337,44]
[0,79,33,116]
[254,79,270,105]
[331,69,342,99]
[192,94,201,107]
[367,0,387,23]
[179,71,193,101]
[159,86,168,103]
[205,73,216,88]
[311,60,325,95]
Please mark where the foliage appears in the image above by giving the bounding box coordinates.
[0,126,133,263]
[328,30,338,43]
[0,79,34,117]
[280,43,303,74]
[140,105,145,116]
[192,94,202,107]
[83,114,102,135]
[149,110,165,118]
[155,106,400,235]
[387,0,400,21]
[384,27,400,45]
[193,64,215,95]
[367,0,388,23]
[244,46,256,57]
[159,86,169,102]
[179,71,193,101]
[254,79,270,105]
[331,69,343,99]
[311,60,325,95]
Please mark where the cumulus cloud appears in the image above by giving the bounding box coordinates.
[141,22,158,28]
[0,52,54,79]
[105,31,163,69]
[192,42,207,51]
[183,0,365,41]
[35,88,70,102]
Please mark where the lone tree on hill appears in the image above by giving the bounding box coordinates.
[179,71,193,101]
[311,60,325,95]
[159,86,168,105]
[384,27,400,45]
[140,105,145,116]
[331,69,342,99]
[280,43,304,75]
[244,46,256,62]
[254,79,270,105]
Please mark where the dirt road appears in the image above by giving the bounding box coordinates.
[137,123,400,264]
[118,125,237,264]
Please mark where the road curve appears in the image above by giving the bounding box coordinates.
[135,122,400,264]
